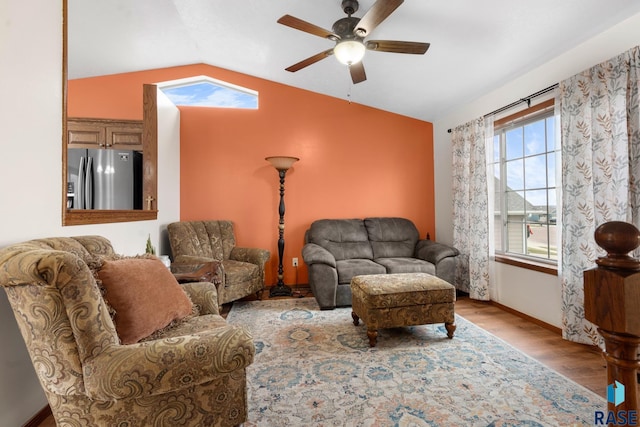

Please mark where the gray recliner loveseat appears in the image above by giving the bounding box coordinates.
[302,217,459,310]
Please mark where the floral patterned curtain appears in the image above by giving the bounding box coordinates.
[452,117,492,300]
[559,45,640,345]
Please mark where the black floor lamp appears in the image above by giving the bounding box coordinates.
[265,156,299,297]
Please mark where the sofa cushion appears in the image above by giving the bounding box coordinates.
[307,219,373,261]
[98,258,193,344]
[167,220,236,261]
[152,313,229,339]
[336,259,386,284]
[364,217,420,259]
[374,257,436,275]
[222,259,259,284]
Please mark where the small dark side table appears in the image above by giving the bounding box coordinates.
[171,261,222,286]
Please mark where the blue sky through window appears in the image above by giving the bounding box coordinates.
[494,114,557,207]
[160,78,258,109]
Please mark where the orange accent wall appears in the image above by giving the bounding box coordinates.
[68,64,435,286]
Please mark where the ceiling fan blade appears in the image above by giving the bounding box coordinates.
[277,15,338,40]
[349,61,367,84]
[366,40,430,54]
[354,0,404,37]
[285,49,335,72]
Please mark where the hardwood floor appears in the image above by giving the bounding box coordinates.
[33,290,607,426]
[454,296,607,397]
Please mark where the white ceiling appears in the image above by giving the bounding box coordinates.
[68,0,640,122]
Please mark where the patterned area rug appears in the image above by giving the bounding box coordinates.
[227,298,604,426]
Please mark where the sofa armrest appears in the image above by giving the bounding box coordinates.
[302,243,337,268]
[83,324,255,400]
[230,247,270,266]
[415,240,459,264]
[180,281,220,315]
[173,254,216,264]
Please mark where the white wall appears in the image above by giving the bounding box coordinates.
[433,13,640,327]
[0,1,181,425]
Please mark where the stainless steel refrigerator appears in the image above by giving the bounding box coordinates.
[67,148,142,210]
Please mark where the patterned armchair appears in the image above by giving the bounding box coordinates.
[168,220,270,305]
[0,236,254,427]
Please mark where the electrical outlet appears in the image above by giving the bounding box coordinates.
[292,257,299,267]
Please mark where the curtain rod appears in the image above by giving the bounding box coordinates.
[447,83,559,133]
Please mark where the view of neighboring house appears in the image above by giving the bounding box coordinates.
[495,181,558,260]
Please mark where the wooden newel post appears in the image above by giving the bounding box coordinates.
[584,221,640,417]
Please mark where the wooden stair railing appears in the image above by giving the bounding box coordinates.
[584,221,640,420]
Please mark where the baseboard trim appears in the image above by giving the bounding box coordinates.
[23,405,51,427]
[490,300,562,335]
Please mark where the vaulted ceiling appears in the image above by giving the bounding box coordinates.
[68,0,640,122]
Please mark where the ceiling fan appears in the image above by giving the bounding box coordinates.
[277,0,430,84]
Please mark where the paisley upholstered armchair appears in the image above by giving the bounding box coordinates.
[0,235,255,427]
[168,220,270,305]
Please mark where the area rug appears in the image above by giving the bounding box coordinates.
[227,298,604,426]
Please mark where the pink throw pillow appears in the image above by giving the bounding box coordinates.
[98,258,193,344]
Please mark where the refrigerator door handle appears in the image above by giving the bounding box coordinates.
[77,156,86,209]
[86,156,94,209]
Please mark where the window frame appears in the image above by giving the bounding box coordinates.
[491,99,558,274]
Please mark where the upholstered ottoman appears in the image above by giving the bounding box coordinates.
[351,272,456,347]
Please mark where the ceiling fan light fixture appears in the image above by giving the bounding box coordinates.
[334,40,366,65]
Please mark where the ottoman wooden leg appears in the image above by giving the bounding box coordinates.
[367,328,378,347]
[351,311,360,326]
[445,322,456,339]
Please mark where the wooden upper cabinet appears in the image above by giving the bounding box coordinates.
[68,118,143,150]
